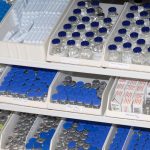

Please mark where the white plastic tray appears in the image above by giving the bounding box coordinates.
[47,2,124,67]
[47,71,114,115]
[50,120,112,150]
[0,66,50,109]
[0,0,72,61]
[105,78,150,121]
[103,2,150,73]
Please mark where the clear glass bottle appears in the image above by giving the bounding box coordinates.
[126,13,135,24]
[135,19,144,32]
[68,16,78,29]
[86,8,96,22]
[51,38,61,55]
[145,47,150,65]
[73,8,82,22]
[122,20,131,32]
[72,32,81,47]
[118,28,128,42]
[58,31,67,48]
[132,47,145,64]
[143,3,150,11]
[107,7,118,24]
[130,32,139,42]
[67,40,79,58]
[114,36,123,52]
[107,44,120,62]
[92,36,103,59]
[98,27,107,40]
[140,11,149,26]
[103,17,112,31]
[82,16,91,30]
[63,23,73,38]
[122,42,132,63]
[141,26,150,39]
[90,21,99,33]
[85,31,94,42]
[80,41,92,59]
[136,39,146,52]
[77,1,86,16]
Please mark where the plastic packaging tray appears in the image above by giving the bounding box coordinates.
[47,1,124,67]
[50,120,113,150]
[103,2,150,73]
[0,66,51,109]
[0,0,72,61]
[47,71,114,115]
[105,78,150,121]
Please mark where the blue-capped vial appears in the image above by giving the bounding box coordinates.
[80,41,92,59]
[103,18,112,29]
[92,37,103,54]
[68,16,78,29]
[132,47,145,65]
[130,5,138,13]
[136,20,144,30]
[108,44,120,62]
[126,13,134,22]
[114,36,123,51]
[141,26,150,37]
[77,1,86,15]
[82,16,90,30]
[58,31,67,47]
[86,8,96,21]
[73,8,81,21]
[63,23,73,37]
[130,32,138,41]
[67,40,79,58]
[136,39,145,49]
[91,1,102,15]
[91,21,99,32]
[51,38,62,55]
[122,20,131,30]
[143,3,150,11]
[98,27,107,38]
[77,24,85,34]
[85,31,94,42]
[72,32,81,47]
[107,7,118,23]
[122,42,132,63]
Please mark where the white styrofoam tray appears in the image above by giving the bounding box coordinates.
[47,71,114,115]
[103,2,150,73]
[105,78,150,121]
[47,2,124,67]
[0,66,50,109]
[0,0,73,61]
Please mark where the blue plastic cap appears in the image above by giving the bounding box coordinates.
[136,20,144,26]
[93,98,101,107]
[91,21,99,27]
[123,42,132,48]
[94,37,103,43]
[130,5,138,11]
[77,24,85,30]
[133,47,142,53]
[126,13,134,19]
[130,32,138,38]
[51,38,60,44]
[99,27,107,33]
[67,40,75,46]
[108,44,117,50]
[104,17,112,23]
[122,20,130,26]
[114,36,123,42]
[77,125,85,132]
[68,16,77,22]
[108,7,117,12]
[63,23,72,30]
[140,11,148,17]
[118,28,127,34]
[144,3,150,9]
[58,31,66,37]
[87,8,95,14]
[77,1,85,7]
[72,32,80,37]
[85,31,94,37]
[148,47,150,52]
[63,122,72,130]
[26,143,33,149]
[137,39,145,45]
[73,8,81,14]
[141,26,150,33]
[81,41,89,46]
[82,16,90,22]
[68,141,76,149]
[91,1,99,6]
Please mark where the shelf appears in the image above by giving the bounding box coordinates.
[0,102,150,129]
[1,58,150,80]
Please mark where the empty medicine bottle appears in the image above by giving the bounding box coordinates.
[107,7,118,24]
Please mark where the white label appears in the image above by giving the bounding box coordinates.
[66,105,83,113]
[109,62,130,69]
